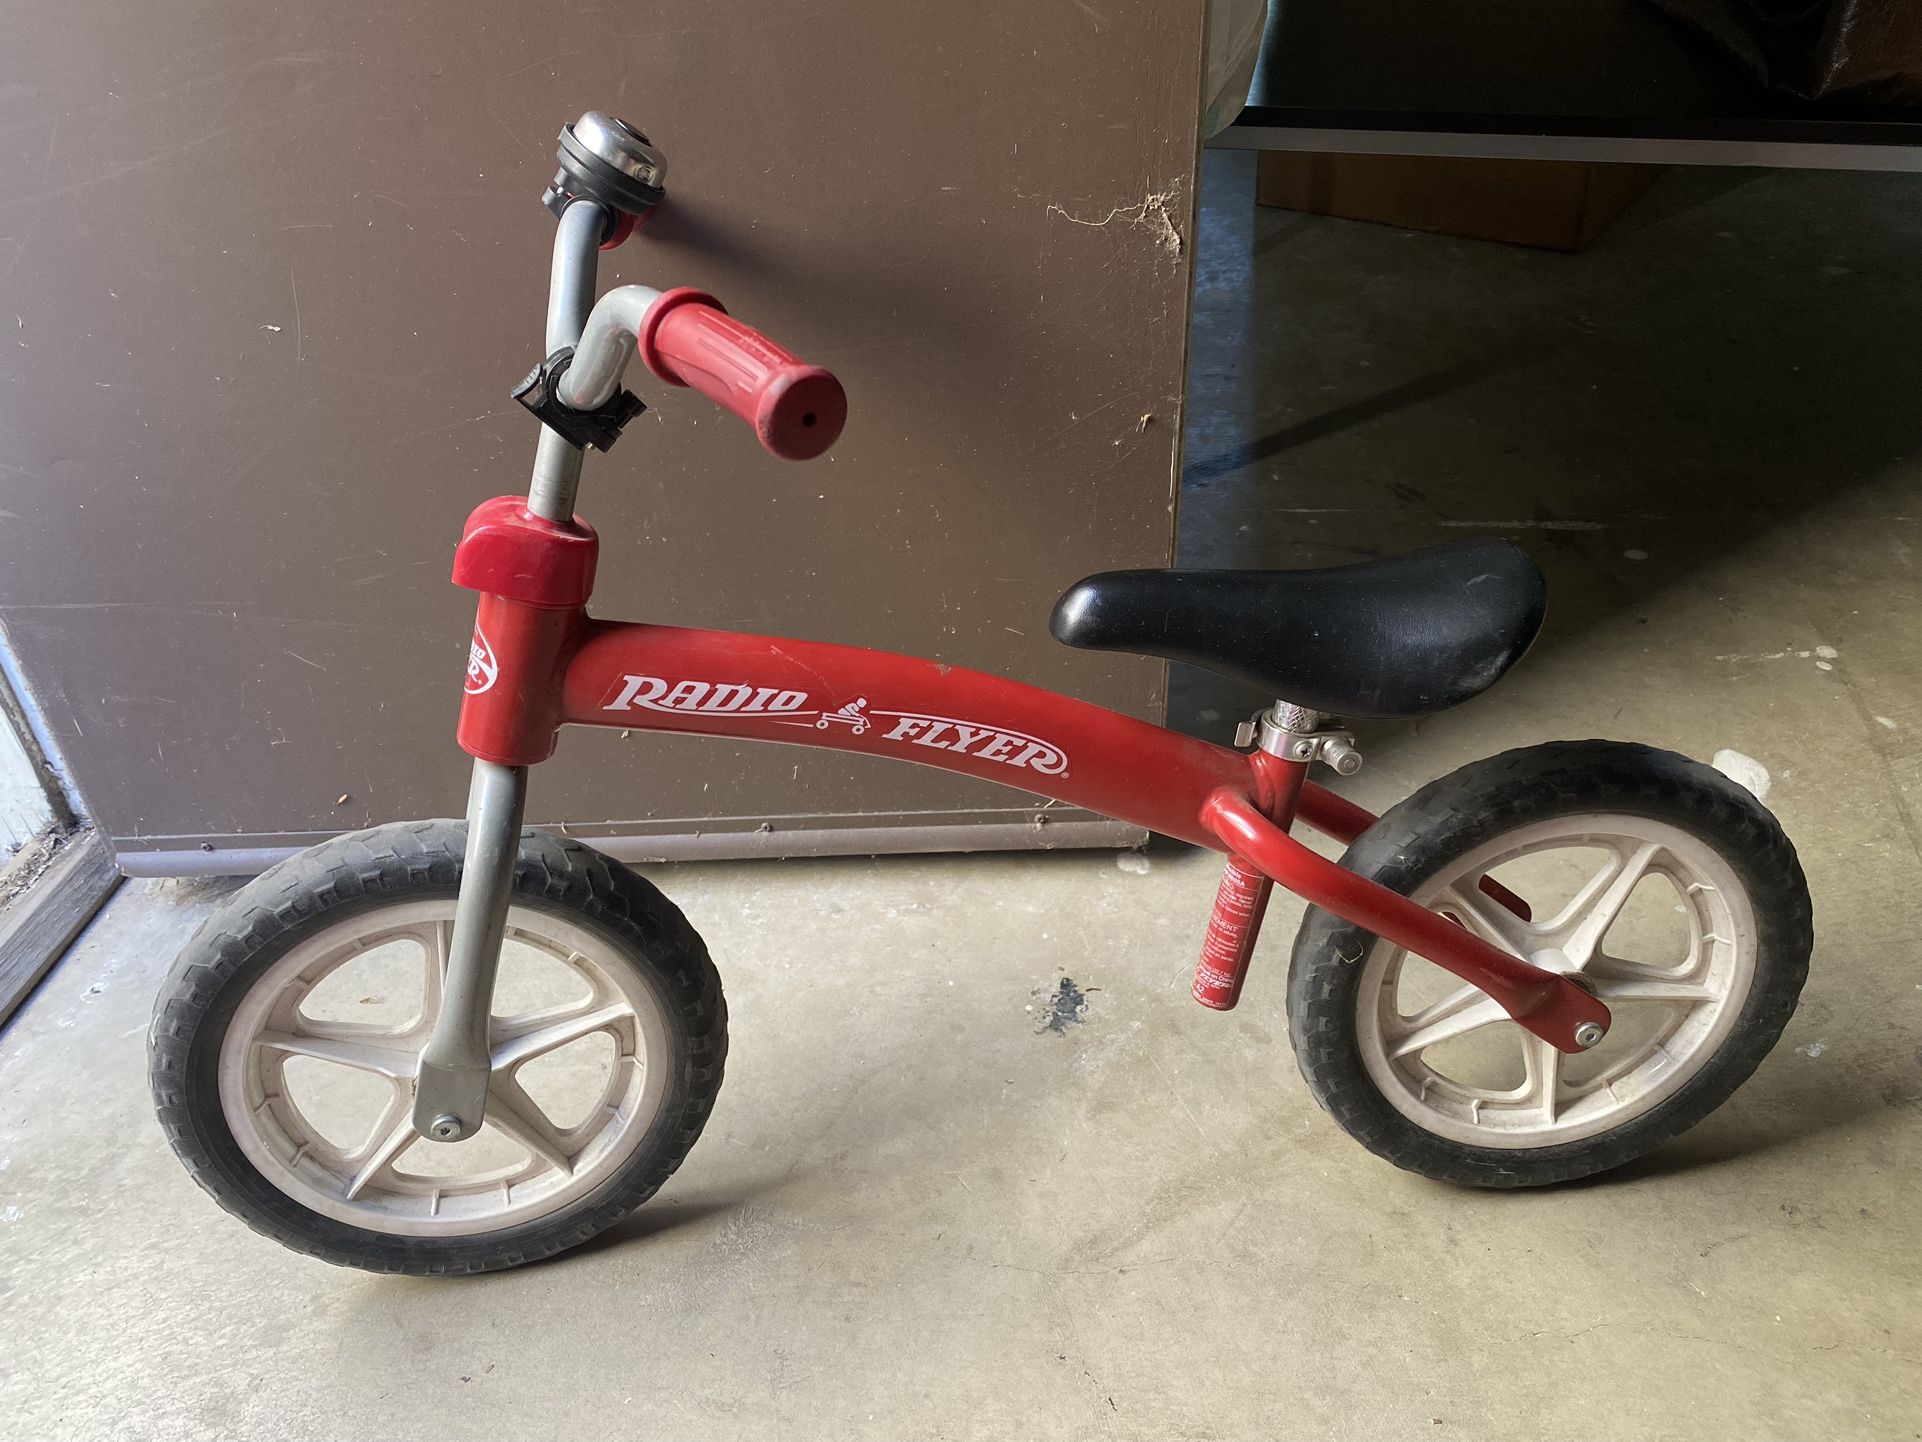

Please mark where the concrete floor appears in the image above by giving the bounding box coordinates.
[6,153,1922,1438]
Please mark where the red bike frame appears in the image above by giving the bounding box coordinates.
[452,498,1610,1053]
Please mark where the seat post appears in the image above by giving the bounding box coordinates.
[1194,828,1290,1011]
[1274,701,1318,732]
[1193,702,1362,1011]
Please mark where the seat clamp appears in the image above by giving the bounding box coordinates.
[1241,705,1362,777]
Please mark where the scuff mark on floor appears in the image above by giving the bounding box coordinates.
[1712,749,1772,800]
[1714,645,1840,664]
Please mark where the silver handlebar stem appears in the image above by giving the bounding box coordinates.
[527,422,584,523]
[544,198,606,353]
[526,199,610,522]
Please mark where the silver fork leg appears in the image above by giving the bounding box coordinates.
[412,760,528,1141]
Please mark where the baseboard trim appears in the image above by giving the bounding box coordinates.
[113,817,1147,877]
[0,829,124,1027]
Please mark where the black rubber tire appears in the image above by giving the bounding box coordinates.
[148,819,727,1274]
[1287,741,1812,1188]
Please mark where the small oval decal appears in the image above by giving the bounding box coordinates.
[465,627,500,696]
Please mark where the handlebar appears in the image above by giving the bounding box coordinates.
[556,283,847,463]
[528,110,843,516]
[638,289,846,462]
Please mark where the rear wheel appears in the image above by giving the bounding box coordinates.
[1287,741,1811,1187]
[149,820,726,1273]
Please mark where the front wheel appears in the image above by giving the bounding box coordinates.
[1287,741,1812,1188]
[149,820,726,1274]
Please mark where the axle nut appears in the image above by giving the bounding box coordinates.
[1573,1021,1605,1049]
[428,1114,464,1142]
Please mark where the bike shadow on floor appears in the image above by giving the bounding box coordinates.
[540,1191,747,1266]
[1566,1063,1893,1188]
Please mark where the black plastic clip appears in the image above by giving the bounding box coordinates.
[510,347,644,452]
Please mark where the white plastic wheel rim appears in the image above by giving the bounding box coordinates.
[1353,813,1759,1150]
[219,899,673,1237]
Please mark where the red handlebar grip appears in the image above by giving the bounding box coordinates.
[638,288,847,461]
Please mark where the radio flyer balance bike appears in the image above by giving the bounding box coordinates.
[150,114,1813,1274]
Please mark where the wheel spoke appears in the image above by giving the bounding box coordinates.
[343,1089,418,1199]
[485,1073,575,1175]
[1585,961,1719,1006]
[256,1030,418,1079]
[1387,986,1513,1059]
[1437,885,1530,956]
[1558,839,1663,964]
[491,1002,631,1071]
[416,920,452,1030]
[1520,1036,1563,1122]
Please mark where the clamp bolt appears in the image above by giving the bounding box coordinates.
[1320,737,1364,776]
[1572,1021,1605,1049]
[428,1114,464,1142]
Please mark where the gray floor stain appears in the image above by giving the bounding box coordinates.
[1035,976,1093,1034]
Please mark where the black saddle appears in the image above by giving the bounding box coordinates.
[1050,539,1546,720]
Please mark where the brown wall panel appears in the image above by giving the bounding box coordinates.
[0,2,1205,871]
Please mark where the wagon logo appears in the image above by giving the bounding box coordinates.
[875,712,1069,775]
[602,674,812,716]
[465,627,499,696]
[814,698,872,735]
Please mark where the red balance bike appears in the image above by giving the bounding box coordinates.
[150,114,1813,1274]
